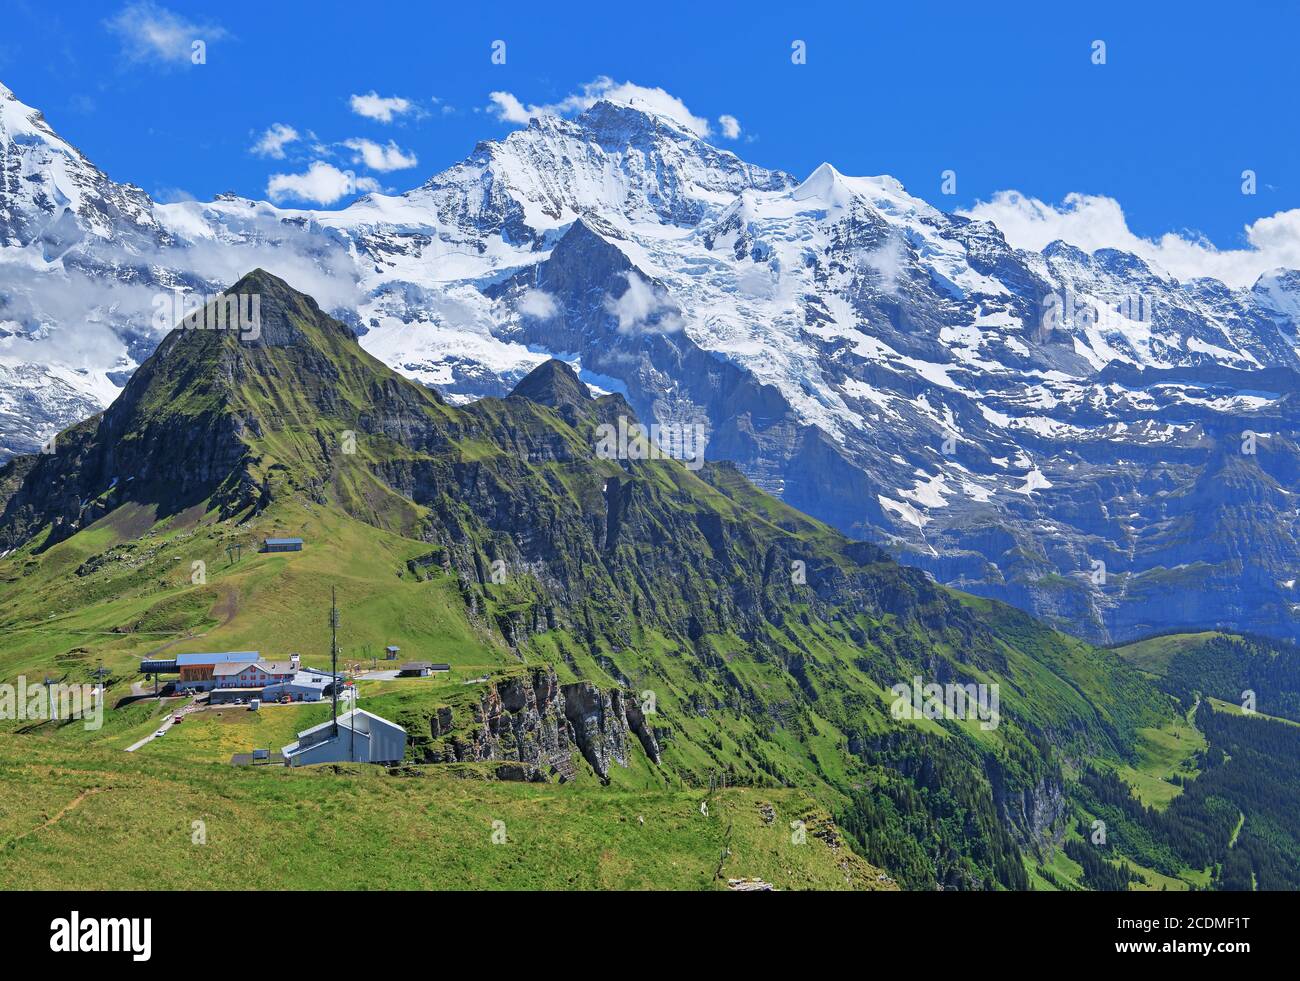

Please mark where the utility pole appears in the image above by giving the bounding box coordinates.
[330,587,339,737]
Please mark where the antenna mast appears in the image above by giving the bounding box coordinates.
[330,586,339,736]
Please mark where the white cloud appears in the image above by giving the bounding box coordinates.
[341,138,418,172]
[487,77,713,137]
[152,186,197,204]
[487,91,531,125]
[961,190,1300,289]
[265,162,379,205]
[858,231,907,293]
[517,289,558,320]
[250,123,300,160]
[717,114,741,140]
[105,2,227,67]
[604,272,683,335]
[349,91,415,123]
[0,262,151,370]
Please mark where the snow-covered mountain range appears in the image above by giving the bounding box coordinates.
[4,79,1299,643]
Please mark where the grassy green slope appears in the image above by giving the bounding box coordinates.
[0,737,893,891]
[0,270,1191,891]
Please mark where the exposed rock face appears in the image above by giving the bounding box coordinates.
[990,768,1068,853]
[560,681,625,778]
[727,878,775,892]
[420,666,660,783]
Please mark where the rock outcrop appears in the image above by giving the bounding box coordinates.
[990,768,1069,854]
[418,666,660,783]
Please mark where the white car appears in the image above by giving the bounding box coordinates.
[154,729,167,738]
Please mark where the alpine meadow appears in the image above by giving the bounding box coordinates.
[0,4,1296,947]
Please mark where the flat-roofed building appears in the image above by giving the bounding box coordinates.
[209,687,263,705]
[262,672,332,703]
[399,661,433,677]
[281,709,407,766]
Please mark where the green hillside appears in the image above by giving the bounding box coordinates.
[0,736,893,891]
[1102,630,1300,889]
[0,270,1247,891]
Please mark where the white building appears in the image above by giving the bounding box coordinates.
[212,660,296,689]
[281,709,406,767]
[261,672,332,703]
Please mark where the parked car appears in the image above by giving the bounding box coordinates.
[172,715,184,724]
[154,729,167,738]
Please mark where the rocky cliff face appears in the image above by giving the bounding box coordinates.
[991,769,1069,854]
[415,666,661,783]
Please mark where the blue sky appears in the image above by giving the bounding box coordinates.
[2,0,1297,278]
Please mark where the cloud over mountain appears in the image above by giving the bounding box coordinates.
[488,77,716,136]
[265,161,379,204]
[962,190,1300,288]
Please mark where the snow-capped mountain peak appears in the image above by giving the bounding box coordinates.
[793,161,932,219]
[1,82,164,253]
[403,98,796,239]
[5,80,1300,644]
[1253,267,1300,323]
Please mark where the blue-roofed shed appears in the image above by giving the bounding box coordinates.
[262,537,303,552]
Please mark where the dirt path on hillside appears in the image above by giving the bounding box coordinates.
[132,585,239,667]
[212,585,239,627]
[8,787,105,846]
[140,634,190,660]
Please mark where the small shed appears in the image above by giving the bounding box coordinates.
[384,645,400,661]
[399,661,433,677]
[262,537,303,553]
[231,749,283,767]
